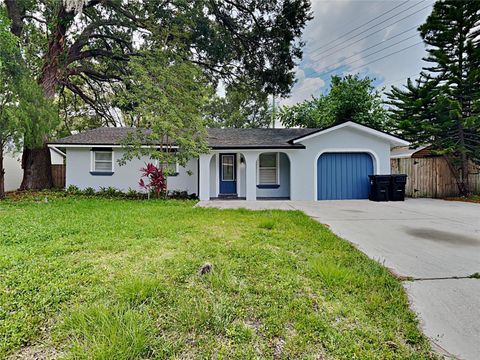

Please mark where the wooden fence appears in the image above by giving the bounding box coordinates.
[51,164,66,189]
[391,157,480,198]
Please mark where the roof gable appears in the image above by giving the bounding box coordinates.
[291,121,409,147]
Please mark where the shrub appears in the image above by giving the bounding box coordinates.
[126,188,144,200]
[63,184,196,201]
[83,187,96,196]
[66,185,81,195]
[139,163,167,198]
[98,187,124,198]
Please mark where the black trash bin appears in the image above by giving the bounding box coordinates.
[369,175,391,201]
[390,174,407,201]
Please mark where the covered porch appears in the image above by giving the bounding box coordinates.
[198,150,291,201]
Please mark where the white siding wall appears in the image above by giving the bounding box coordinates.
[50,150,65,165]
[4,152,22,192]
[66,148,198,194]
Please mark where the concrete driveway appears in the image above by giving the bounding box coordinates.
[198,199,480,359]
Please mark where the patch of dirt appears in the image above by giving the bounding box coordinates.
[273,336,285,359]
[444,196,480,204]
[244,318,262,335]
[7,345,61,360]
[5,190,66,202]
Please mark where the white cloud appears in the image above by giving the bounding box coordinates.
[285,0,433,105]
[281,76,325,106]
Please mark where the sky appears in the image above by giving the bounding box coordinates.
[282,0,435,106]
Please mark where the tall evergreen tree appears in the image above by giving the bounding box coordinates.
[388,0,480,194]
[0,10,57,198]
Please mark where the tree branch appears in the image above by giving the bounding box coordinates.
[67,19,132,63]
[5,0,25,36]
[61,79,115,123]
[67,65,123,82]
[221,0,262,29]
[70,48,131,62]
[21,14,47,25]
[90,33,133,49]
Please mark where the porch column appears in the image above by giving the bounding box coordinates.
[244,153,258,201]
[199,153,212,201]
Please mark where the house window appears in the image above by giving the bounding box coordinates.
[258,153,279,185]
[93,150,113,172]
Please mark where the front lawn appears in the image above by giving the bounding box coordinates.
[0,195,433,359]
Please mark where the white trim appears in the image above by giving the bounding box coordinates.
[209,148,301,152]
[313,148,379,201]
[390,145,429,159]
[257,152,280,186]
[49,146,66,157]
[48,144,179,149]
[292,121,410,146]
[91,149,114,172]
[390,154,414,159]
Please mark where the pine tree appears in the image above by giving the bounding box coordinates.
[388,0,480,195]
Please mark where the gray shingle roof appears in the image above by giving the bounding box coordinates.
[51,128,151,145]
[206,128,317,148]
[50,127,319,149]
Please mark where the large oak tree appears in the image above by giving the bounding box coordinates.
[4,0,312,189]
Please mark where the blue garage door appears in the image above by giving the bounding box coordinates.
[317,152,373,200]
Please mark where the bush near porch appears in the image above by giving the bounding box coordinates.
[0,195,434,359]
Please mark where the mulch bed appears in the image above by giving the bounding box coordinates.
[445,196,480,204]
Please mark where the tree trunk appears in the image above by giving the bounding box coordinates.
[455,14,471,197]
[19,61,58,190]
[20,5,72,190]
[459,147,471,196]
[20,142,53,190]
[0,150,5,199]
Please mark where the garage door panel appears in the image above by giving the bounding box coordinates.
[317,153,373,200]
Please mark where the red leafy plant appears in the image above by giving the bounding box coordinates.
[139,163,167,197]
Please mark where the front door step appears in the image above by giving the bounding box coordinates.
[218,193,239,199]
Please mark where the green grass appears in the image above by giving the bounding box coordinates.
[0,196,434,359]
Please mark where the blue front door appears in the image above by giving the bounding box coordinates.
[219,154,237,195]
[317,152,373,200]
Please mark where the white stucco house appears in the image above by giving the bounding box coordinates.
[48,121,408,201]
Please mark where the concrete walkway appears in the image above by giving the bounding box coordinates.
[198,199,480,359]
